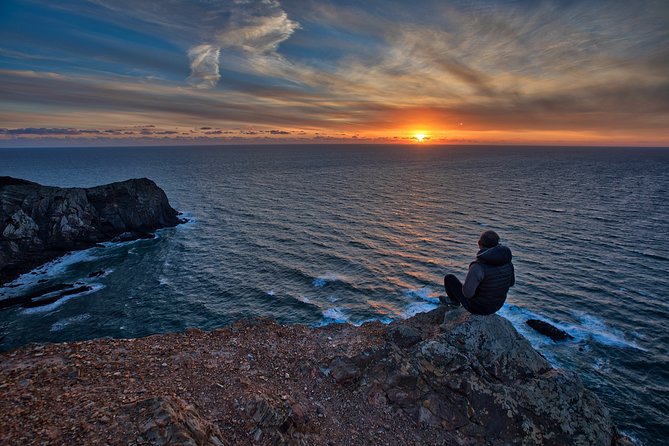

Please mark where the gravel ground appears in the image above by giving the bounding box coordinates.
[0,317,454,445]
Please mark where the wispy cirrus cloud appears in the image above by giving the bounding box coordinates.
[187,45,221,89]
[81,0,299,89]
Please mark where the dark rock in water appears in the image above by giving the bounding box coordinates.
[17,283,74,301]
[21,285,92,308]
[0,283,79,309]
[0,176,182,286]
[87,270,105,278]
[526,318,574,341]
[111,231,155,243]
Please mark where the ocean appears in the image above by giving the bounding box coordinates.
[0,145,667,444]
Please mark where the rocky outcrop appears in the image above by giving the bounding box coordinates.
[131,396,228,446]
[0,176,183,285]
[331,308,624,445]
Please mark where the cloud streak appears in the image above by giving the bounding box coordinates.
[1,0,668,145]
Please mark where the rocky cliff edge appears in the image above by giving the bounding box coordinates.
[0,306,632,445]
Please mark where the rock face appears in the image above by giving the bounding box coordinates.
[332,308,621,445]
[0,176,182,285]
[133,396,228,446]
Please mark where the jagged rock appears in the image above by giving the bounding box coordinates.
[246,397,311,445]
[336,308,619,445]
[329,357,361,384]
[0,177,183,286]
[134,396,228,446]
[526,318,574,341]
[387,324,422,348]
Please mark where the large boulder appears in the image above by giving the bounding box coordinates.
[333,308,622,445]
[0,177,183,285]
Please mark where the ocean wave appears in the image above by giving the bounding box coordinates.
[312,274,344,288]
[403,286,440,303]
[499,304,647,355]
[352,317,393,327]
[567,312,647,351]
[401,301,439,319]
[0,249,96,297]
[50,313,92,332]
[319,307,349,325]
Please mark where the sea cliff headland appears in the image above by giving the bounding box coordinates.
[0,177,183,286]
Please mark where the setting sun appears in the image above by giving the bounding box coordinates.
[415,133,427,142]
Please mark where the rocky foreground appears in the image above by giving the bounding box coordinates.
[0,177,183,285]
[0,307,631,445]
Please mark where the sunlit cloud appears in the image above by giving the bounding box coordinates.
[188,45,221,89]
[0,0,668,146]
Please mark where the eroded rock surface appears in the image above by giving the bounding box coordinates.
[0,308,630,445]
[0,176,183,285]
[336,308,619,445]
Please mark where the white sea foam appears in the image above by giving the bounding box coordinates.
[21,284,104,315]
[266,290,275,296]
[322,307,349,323]
[403,286,440,303]
[0,250,96,297]
[402,301,439,319]
[352,317,394,327]
[499,304,647,361]
[398,286,440,319]
[497,304,562,365]
[566,312,647,351]
[176,212,197,228]
[312,274,343,288]
[50,313,92,332]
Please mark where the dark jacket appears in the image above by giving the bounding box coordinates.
[462,245,515,315]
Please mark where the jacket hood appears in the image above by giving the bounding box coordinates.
[476,245,512,266]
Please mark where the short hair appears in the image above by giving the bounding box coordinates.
[479,230,500,248]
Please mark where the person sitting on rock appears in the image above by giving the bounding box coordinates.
[441,230,514,315]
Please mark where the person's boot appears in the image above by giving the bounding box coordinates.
[439,295,460,306]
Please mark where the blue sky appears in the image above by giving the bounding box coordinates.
[1,0,668,146]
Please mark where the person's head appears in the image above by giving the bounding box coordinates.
[478,230,500,249]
